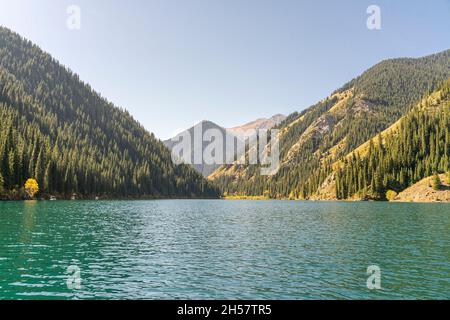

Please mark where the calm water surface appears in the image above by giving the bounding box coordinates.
[0,200,449,299]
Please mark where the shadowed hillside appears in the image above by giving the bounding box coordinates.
[0,27,219,199]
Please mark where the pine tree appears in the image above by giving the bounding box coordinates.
[0,171,4,193]
[432,173,442,191]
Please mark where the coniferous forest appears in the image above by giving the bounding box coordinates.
[211,49,450,200]
[0,27,219,199]
[335,79,450,200]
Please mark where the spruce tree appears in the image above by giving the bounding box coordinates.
[432,173,442,191]
[0,171,4,193]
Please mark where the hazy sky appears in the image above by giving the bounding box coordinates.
[0,0,449,139]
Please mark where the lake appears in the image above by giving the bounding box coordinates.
[0,200,448,299]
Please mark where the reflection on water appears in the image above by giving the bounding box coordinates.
[0,200,449,299]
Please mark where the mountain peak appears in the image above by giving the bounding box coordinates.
[227,114,287,137]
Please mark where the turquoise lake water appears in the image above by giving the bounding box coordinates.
[0,200,448,299]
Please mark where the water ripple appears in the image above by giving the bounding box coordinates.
[0,200,449,299]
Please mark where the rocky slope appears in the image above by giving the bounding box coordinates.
[394,174,450,202]
[227,114,286,138]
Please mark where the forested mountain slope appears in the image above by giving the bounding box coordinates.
[0,27,219,199]
[211,49,450,199]
[331,79,450,200]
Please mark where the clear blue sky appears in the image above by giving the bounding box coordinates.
[1,0,449,139]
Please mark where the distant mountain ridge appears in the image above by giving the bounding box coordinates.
[164,115,285,177]
[227,114,286,137]
[164,120,241,177]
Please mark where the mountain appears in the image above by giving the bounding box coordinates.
[164,121,243,177]
[0,27,219,199]
[164,115,285,177]
[210,49,450,199]
[330,79,450,201]
[227,114,286,138]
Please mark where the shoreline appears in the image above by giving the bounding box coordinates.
[1,196,448,203]
[223,196,449,203]
[0,195,221,202]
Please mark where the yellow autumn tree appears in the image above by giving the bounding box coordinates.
[24,178,39,199]
[385,190,398,201]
